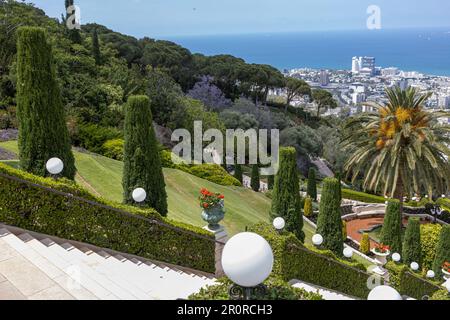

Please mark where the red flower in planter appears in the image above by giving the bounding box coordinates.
[443,261,450,273]
[199,188,224,209]
[374,243,390,254]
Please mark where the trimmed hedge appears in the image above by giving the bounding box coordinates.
[386,261,442,300]
[341,189,385,203]
[249,223,373,299]
[189,277,324,300]
[0,163,215,273]
[160,150,241,187]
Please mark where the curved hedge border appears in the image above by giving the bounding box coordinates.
[386,261,442,299]
[249,223,374,299]
[341,189,385,204]
[0,163,216,273]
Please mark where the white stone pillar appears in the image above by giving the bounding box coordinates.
[203,225,228,278]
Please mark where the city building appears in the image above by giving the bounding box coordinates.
[320,70,330,86]
[352,56,376,76]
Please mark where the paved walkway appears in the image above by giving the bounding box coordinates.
[346,217,384,249]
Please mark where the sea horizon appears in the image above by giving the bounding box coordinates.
[166,27,450,76]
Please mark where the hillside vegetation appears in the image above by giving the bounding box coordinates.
[0,141,305,236]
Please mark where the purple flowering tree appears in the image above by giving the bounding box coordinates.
[188,76,231,111]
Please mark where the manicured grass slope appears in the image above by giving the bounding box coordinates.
[0,141,315,238]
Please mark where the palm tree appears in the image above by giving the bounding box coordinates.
[343,87,450,209]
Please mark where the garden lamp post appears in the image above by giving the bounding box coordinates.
[410,262,419,272]
[367,285,402,300]
[343,247,353,259]
[132,187,147,205]
[312,234,323,247]
[430,205,443,224]
[273,217,285,233]
[392,253,401,263]
[222,232,274,300]
[46,157,64,179]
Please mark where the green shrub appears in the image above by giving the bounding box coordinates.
[249,223,371,299]
[189,277,323,300]
[420,224,442,271]
[386,261,442,300]
[159,150,241,187]
[102,139,124,161]
[402,218,422,266]
[16,27,75,180]
[432,225,450,278]
[359,233,370,255]
[317,178,343,256]
[189,164,241,186]
[342,220,347,241]
[380,200,403,255]
[271,147,304,242]
[303,196,313,218]
[250,164,260,192]
[0,162,215,272]
[341,189,385,203]
[76,123,122,154]
[123,95,167,215]
[430,290,450,300]
[267,175,274,190]
[233,164,243,184]
[307,168,317,201]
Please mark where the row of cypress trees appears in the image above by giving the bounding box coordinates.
[16,26,168,215]
[380,200,450,277]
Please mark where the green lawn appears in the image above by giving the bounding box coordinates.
[0,141,315,238]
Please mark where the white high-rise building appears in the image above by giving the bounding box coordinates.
[352,57,360,73]
[351,56,376,75]
[439,95,450,109]
[319,70,330,86]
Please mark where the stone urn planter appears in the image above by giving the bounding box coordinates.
[442,269,450,281]
[371,248,390,276]
[201,200,225,230]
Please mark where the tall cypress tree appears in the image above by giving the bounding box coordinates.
[250,164,260,192]
[307,167,317,201]
[335,171,342,202]
[122,95,168,215]
[92,28,101,65]
[380,200,403,255]
[16,27,75,179]
[271,147,304,242]
[316,177,343,256]
[402,218,422,266]
[432,225,450,278]
[233,164,243,185]
[65,0,82,44]
[267,175,274,190]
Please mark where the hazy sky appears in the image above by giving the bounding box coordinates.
[31,0,450,38]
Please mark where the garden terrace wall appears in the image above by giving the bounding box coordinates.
[250,223,374,299]
[386,262,442,299]
[0,163,216,273]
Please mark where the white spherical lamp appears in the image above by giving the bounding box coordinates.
[410,262,419,271]
[222,232,274,288]
[46,158,64,175]
[343,248,353,258]
[426,270,435,279]
[368,285,402,300]
[273,217,285,231]
[132,188,147,203]
[442,195,446,198]
[312,234,323,246]
[392,252,401,262]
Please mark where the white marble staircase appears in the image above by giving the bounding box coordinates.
[0,227,216,300]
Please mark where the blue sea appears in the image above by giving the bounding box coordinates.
[167,28,450,76]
